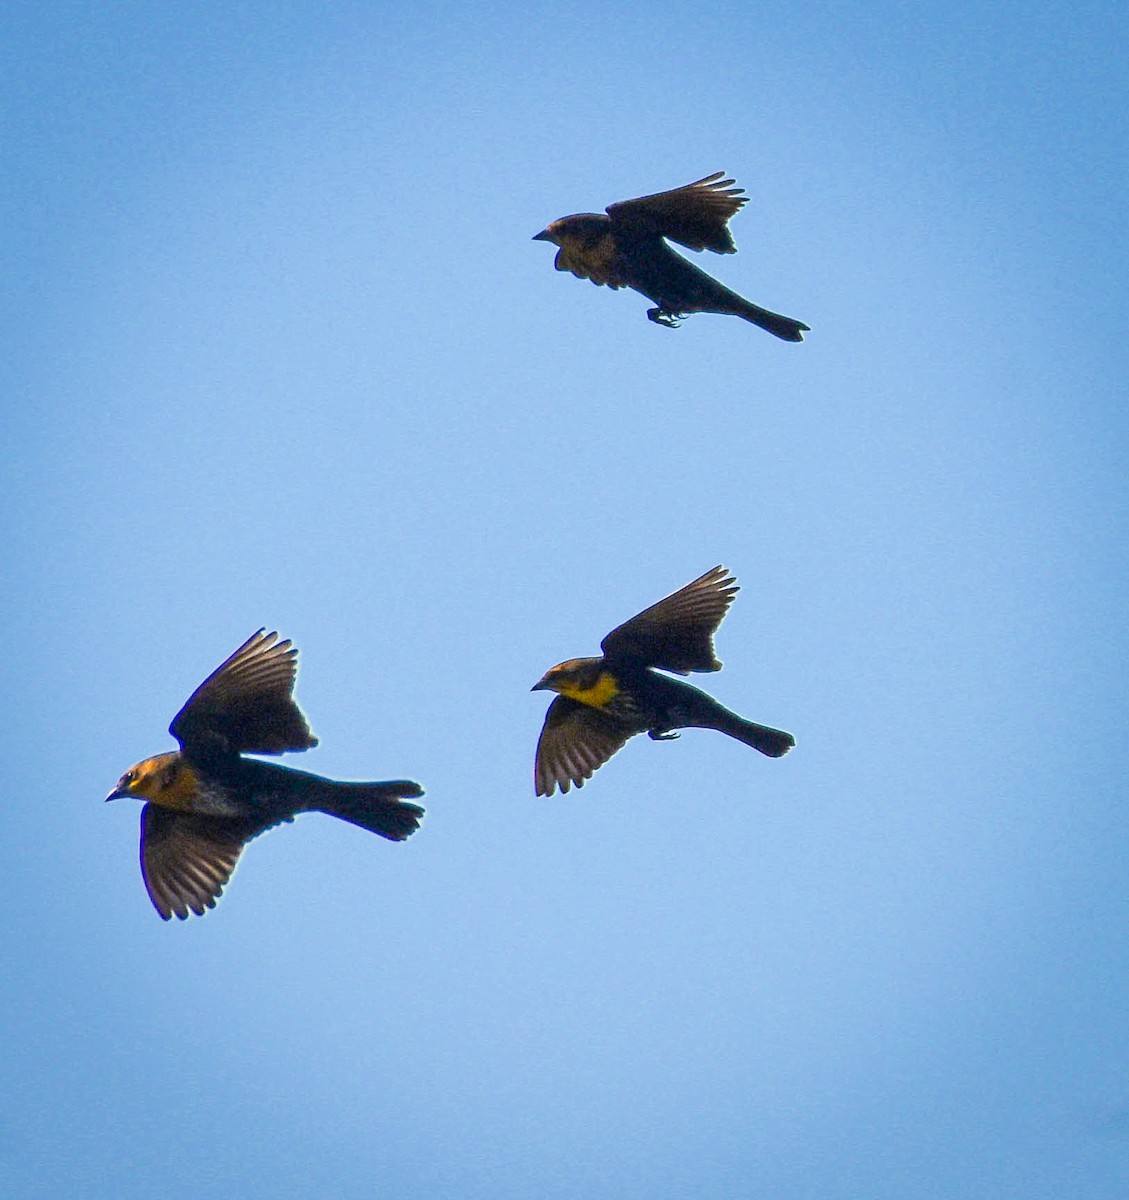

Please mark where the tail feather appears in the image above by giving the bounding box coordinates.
[718,714,796,758]
[736,300,809,342]
[316,781,425,841]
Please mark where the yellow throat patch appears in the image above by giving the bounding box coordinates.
[553,669,621,710]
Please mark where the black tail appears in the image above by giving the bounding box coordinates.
[714,712,796,758]
[316,781,425,841]
[736,300,809,342]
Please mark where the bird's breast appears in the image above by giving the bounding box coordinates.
[145,759,203,812]
[556,232,621,284]
[155,760,250,817]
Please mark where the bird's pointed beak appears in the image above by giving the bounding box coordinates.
[532,229,552,242]
[105,781,130,802]
[531,678,551,692]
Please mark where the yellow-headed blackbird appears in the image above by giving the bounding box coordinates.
[531,566,794,795]
[532,171,809,340]
[106,630,424,920]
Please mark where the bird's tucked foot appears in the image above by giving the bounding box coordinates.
[646,307,684,328]
[648,729,680,741]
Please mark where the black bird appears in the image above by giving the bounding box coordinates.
[533,171,808,340]
[106,630,424,919]
[531,566,795,795]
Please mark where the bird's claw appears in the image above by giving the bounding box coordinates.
[647,308,683,328]
[648,729,680,741]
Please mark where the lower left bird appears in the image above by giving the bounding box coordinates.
[106,629,425,920]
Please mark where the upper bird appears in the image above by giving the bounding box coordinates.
[532,171,809,340]
[106,630,424,920]
[531,566,795,796]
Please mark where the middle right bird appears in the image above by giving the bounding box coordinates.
[531,566,795,796]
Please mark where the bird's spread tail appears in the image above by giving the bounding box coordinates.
[315,781,425,841]
[736,300,809,342]
[716,713,796,757]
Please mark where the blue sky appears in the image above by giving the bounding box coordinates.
[3,3,1127,1197]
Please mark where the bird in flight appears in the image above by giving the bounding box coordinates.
[533,171,809,340]
[531,566,795,796]
[106,630,424,919]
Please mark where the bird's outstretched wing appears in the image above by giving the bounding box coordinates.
[600,565,738,674]
[535,696,630,796]
[140,804,282,920]
[607,172,747,253]
[169,630,317,760]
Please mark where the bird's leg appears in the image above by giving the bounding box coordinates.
[646,307,682,328]
[648,728,680,741]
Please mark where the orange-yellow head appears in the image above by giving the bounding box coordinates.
[538,211,617,249]
[105,752,200,811]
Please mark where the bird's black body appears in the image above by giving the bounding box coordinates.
[184,754,425,840]
[615,236,807,339]
[590,663,797,754]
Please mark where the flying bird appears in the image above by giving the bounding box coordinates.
[106,630,424,920]
[531,566,795,796]
[533,171,809,340]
